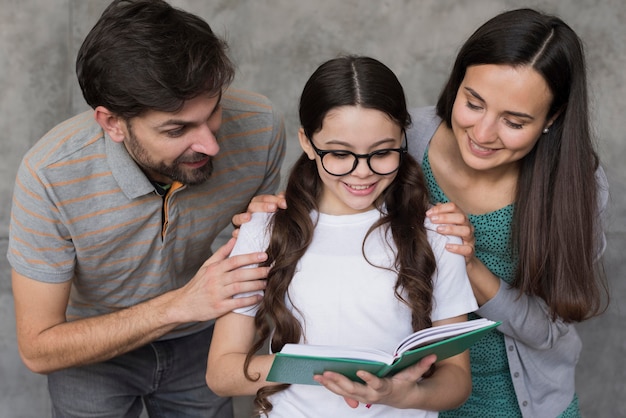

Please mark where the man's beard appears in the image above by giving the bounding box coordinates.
[160,153,214,186]
[126,128,214,186]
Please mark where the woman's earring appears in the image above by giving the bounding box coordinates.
[542,127,550,134]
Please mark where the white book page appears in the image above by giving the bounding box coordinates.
[279,343,394,364]
[394,318,495,355]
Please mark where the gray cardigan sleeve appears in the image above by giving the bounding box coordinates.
[476,281,571,349]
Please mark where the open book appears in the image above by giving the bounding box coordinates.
[266,318,500,385]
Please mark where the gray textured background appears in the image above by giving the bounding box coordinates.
[0,1,624,417]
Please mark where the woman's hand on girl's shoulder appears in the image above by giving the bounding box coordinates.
[426,202,475,264]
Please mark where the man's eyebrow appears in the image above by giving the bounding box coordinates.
[464,87,535,120]
[155,118,190,128]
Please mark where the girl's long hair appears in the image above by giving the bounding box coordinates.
[246,56,436,415]
[436,8,608,321]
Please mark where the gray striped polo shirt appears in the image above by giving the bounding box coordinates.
[8,88,285,339]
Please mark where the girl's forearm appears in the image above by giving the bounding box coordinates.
[206,353,277,396]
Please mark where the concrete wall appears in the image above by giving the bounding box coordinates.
[1,1,624,417]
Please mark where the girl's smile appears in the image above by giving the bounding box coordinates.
[299,106,403,215]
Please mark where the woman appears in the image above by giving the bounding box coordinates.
[206,56,477,417]
[410,8,609,418]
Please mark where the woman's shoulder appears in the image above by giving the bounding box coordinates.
[407,106,441,163]
[408,106,439,126]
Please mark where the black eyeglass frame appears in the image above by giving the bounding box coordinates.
[307,134,408,176]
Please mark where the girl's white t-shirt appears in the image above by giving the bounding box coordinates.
[231,209,477,418]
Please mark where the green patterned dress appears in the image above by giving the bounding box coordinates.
[422,150,580,418]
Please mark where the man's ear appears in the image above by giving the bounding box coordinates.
[298,128,316,160]
[94,106,127,143]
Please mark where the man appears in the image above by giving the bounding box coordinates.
[7,1,285,417]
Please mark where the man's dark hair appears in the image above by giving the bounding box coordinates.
[76,0,235,118]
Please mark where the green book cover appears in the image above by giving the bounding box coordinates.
[266,319,500,385]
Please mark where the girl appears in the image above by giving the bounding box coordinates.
[206,56,477,417]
